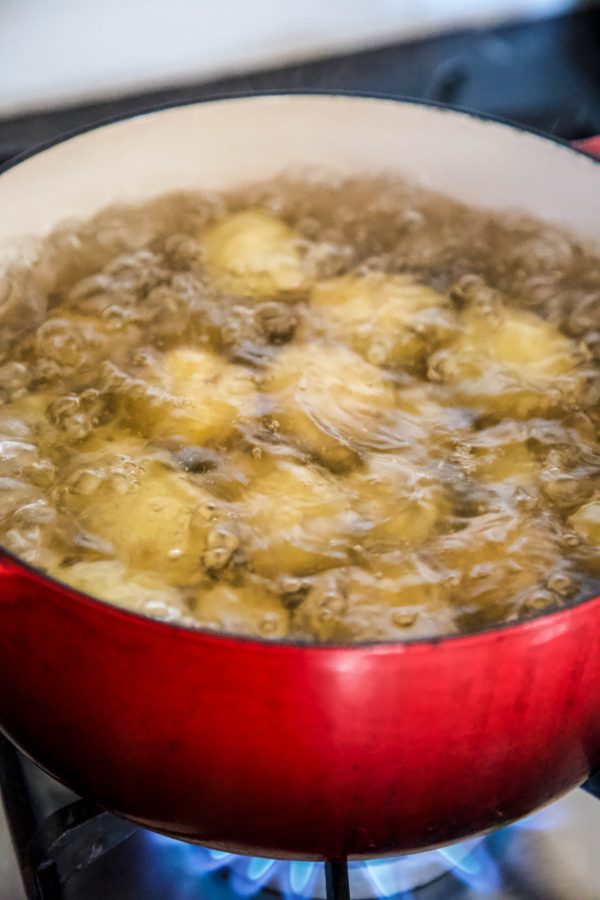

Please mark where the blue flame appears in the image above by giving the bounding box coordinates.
[146,806,558,899]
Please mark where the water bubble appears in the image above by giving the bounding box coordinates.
[24,458,55,488]
[167,548,184,560]
[0,362,30,396]
[203,527,240,573]
[392,609,418,628]
[109,470,140,495]
[2,526,40,558]
[101,305,131,330]
[258,614,283,636]
[13,499,57,527]
[143,600,181,622]
[367,344,387,366]
[547,571,574,596]
[319,593,347,617]
[68,468,103,496]
[523,589,556,612]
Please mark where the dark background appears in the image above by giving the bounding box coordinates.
[0,6,599,167]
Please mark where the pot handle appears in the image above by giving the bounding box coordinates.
[572,136,600,158]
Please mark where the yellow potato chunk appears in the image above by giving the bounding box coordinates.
[51,559,189,622]
[569,500,600,546]
[294,556,456,642]
[191,582,288,638]
[113,347,257,444]
[393,382,472,460]
[466,422,541,488]
[310,273,456,367]
[267,342,398,470]
[349,454,450,547]
[431,303,582,418]
[203,209,310,298]
[433,511,563,625]
[241,458,358,577]
[474,442,538,485]
[66,456,219,585]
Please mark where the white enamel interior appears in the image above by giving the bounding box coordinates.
[0,95,598,253]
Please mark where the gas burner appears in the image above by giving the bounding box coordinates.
[148,834,487,900]
[3,728,600,900]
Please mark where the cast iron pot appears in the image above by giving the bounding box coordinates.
[0,94,599,861]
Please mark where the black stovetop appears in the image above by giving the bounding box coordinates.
[0,7,599,166]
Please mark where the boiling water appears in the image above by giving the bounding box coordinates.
[1,176,600,641]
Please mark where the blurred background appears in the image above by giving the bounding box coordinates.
[0,0,598,165]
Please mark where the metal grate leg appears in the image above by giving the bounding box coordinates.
[325,859,350,900]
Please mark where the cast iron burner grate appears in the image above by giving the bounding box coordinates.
[2,733,600,900]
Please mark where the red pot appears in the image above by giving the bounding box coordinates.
[0,96,599,861]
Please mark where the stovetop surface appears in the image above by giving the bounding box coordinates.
[1,7,600,899]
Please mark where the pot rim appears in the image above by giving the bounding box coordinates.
[1,90,599,651]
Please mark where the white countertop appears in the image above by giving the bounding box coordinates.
[0,0,570,117]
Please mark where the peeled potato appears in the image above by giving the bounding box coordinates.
[466,422,541,488]
[267,342,398,470]
[191,582,288,638]
[430,303,582,418]
[66,454,219,585]
[310,273,456,367]
[203,209,310,298]
[110,347,257,445]
[349,454,450,547]
[241,458,358,577]
[569,499,600,546]
[51,559,189,622]
[294,555,456,642]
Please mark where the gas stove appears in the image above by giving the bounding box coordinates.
[2,733,600,900]
[1,7,600,900]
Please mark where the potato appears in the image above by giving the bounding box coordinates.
[241,458,358,577]
[203,209,310,298]
[310,273,456,367]
[430,303,583,418]
[66,455,220,585]
[433,511,563,625]
[465,421,541,488]
[111,347,257,445]
[393,381,473,461]
[267,342,398,470]
[569,499,600,546]
[191,582,288,638]
[51,559,189,622]
[349,454,450,547]
[294,555,456,642]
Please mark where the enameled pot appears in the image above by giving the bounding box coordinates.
[0,95,599,860]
